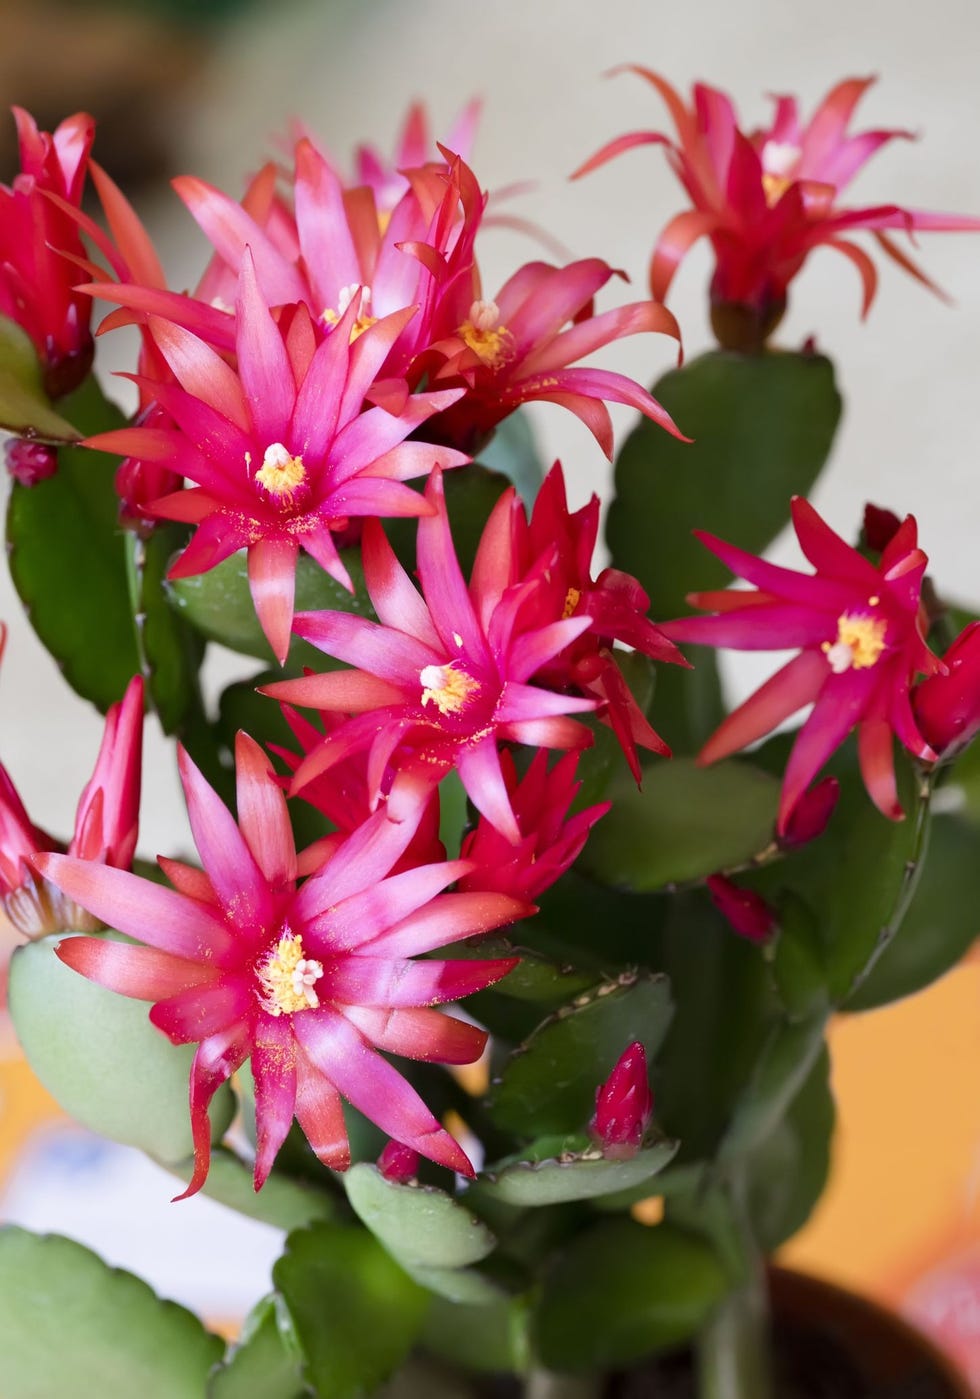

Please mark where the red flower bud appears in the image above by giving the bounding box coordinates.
[378,1140,422,1183]
[589,1042,653,1160]
[779,777,840,848]
[863,503,902,553]
[5,439,57,486]
[707,874,777,943]
[912,622,980,758]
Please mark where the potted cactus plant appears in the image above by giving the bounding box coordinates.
[0,68,978,1399]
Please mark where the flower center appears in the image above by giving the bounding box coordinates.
[420,661,481,716]
[322,283,378,340]
[760,141,801,207]
[251,442,306,500]
[822,609,888,674]
[458,299,513,368]
[257,932,324,1016]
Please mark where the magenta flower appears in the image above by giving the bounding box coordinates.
[264,470,599,844]
[0,107,95,396]
[84,254,467,663]
[778,776,840,849]
[660,498,942,833]
[575,69,980,346]
[706,875,776,943]
[421,256,686,456]
[35,732,526,1194]
[912,622,980,759]
[459,749,609,902]
[1,674,143,938]
[516,463,688,777]
[589,1041,654,1160]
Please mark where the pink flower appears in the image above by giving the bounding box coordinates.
[706,875,776,943]
[263,469,599,844]
[459,749,609,901]
[575,70,980,347]
[660,498,942,833]
[516,464,688,777]
[84,255,467,663]
[35,733,526,1195]
[344,98,481,216]
[2,674,143,937]
[912,622,980,759]
[589,1041,653,1160]
[420,257,686,457]
[0,108,95,396]
[778,776,840,849]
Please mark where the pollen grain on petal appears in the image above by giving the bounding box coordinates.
[458,299,513,367]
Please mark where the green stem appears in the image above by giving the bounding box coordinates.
[694,1169,774,1399]
[524,1369,603,1399]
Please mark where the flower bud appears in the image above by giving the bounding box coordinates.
[779,777,840,848]
[589,1042,653,1160]
[707,874,777,943]
[378,1140,421,1183]
[5,439,57,486]
[862,503,902,553]
[912,622,980,758]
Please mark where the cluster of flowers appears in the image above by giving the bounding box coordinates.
[1,82,978,1192]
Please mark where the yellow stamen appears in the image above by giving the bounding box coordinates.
[420,661,481,716]
[760,139,801,207]
[257,932,324,1016]
[562,587,582,619]
[761,172,792,207]
[377,208,392,237]
[458,299,513,368]
[253,442,306,500]
[821,611,888,674]
[321,283,377,340]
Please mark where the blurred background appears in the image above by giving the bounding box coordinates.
[0,0,979,1378]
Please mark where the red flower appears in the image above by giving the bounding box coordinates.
[264,470,599,844]
[589,1041,653,1160]
[575,70,980,346]
[1,674,144,937]
[84,255,467,663]
[660,498,941,833]
[459,749,609,902]
[35,733,526,1195]
[0,108,96,395]
[912,622,980,759]
[517,464,688,777]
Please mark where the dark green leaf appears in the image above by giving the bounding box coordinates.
[6,379,142,711]
[534,1218,729,1371]
[579,758,780,891]
[0,314,82,440]
[476,1136,678,1206]
[488,972,672,1136]
[718,1010,828,1163]
[422,1292,531,1374]
[167,548,371,668]
[0,1226,222,1398]
[607,348,842,620]
[647,650,726,757]
[771,894,830,1021]
[273,1224,428,1399]
[8,934,234,1165]
[478,408,545,504]
[209,1295,308,1399]
[845,811,980,1011]
[744,1048,834,1251]
[345,1164,495,1271]
[126,524,206,733]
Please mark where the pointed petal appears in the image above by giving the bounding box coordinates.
[248,537,299,666]
[778,667,881,832]
[56,935,218,1000]
[175,1025,251,1199]
[252,1017,298,1189]
[700,650,828,765]
[177,745,273,932]
[235,732,297,887]
[294,1045,349,1171]
[343,1006,488,1063]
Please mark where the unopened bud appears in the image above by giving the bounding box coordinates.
[5,438,57,486]
[707,874,777,943]
[589,1042,653,1160]
[779,777,840,848]
[378,1140,421,1183]
[912,622,980,759]
[862,503,902,554]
